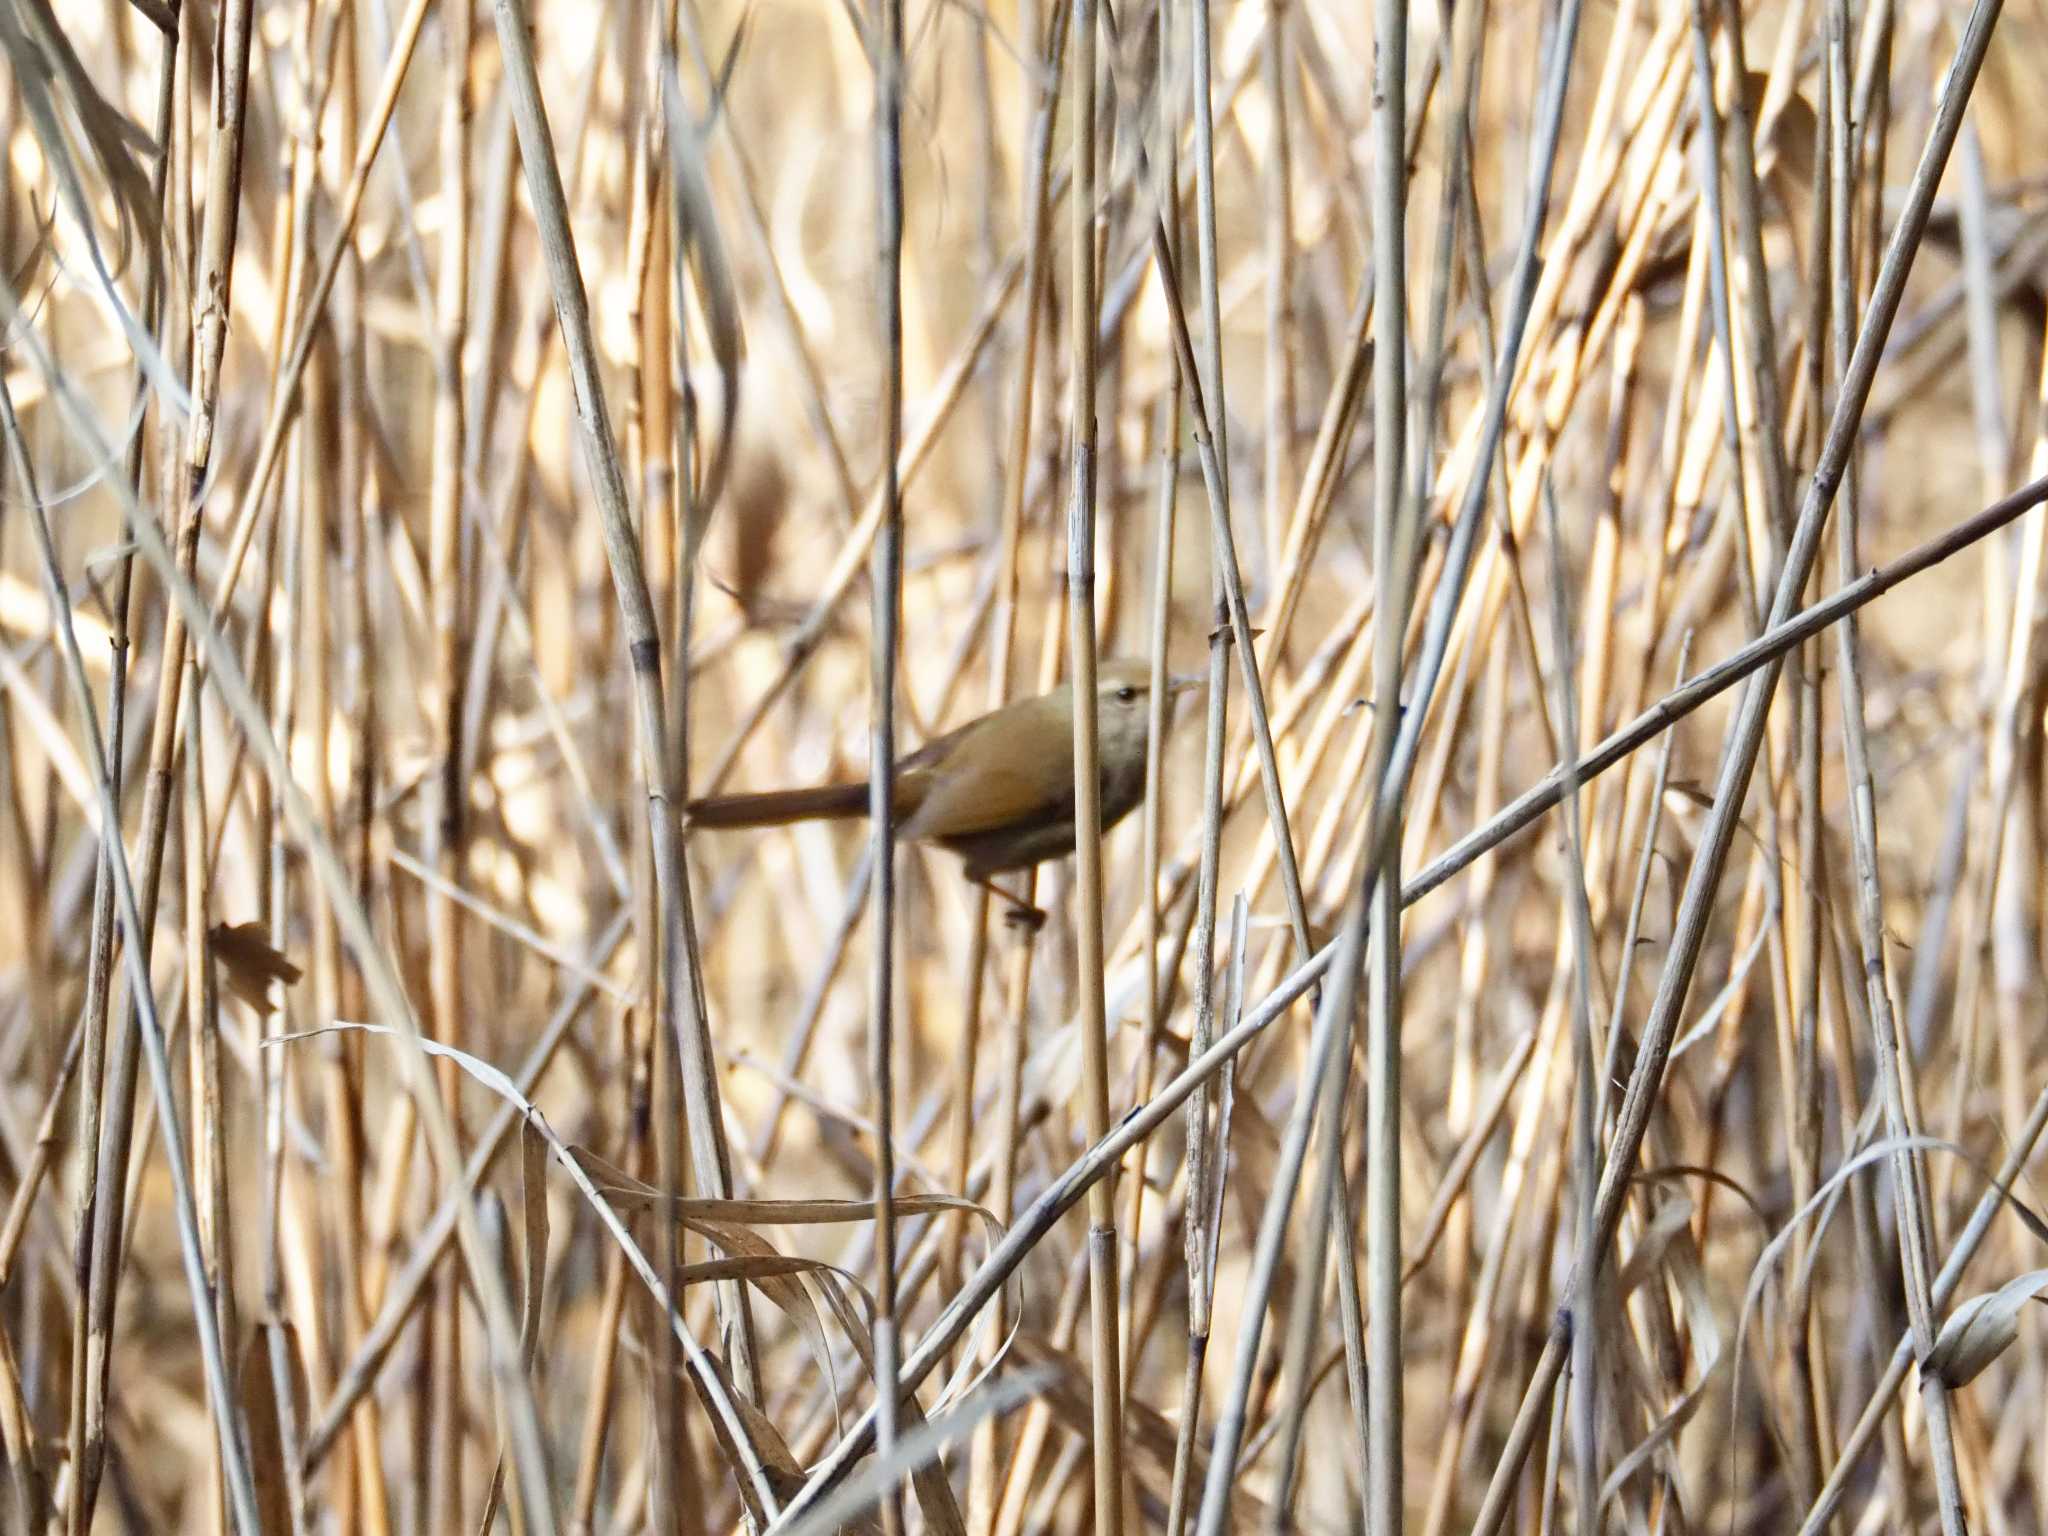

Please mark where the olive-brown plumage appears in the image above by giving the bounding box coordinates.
[686,660,1193,879]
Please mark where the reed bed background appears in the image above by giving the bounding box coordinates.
[3,0,2048,1528]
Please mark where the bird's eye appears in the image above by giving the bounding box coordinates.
[1116,685,1138,703]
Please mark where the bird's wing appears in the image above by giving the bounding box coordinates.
[899,710,1071,840]
[901,759,1064,839]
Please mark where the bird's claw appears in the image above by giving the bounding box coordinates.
[1002,901,1048,933]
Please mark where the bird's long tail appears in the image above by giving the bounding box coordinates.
[685,782,870,828]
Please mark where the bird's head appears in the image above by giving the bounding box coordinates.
[1094,659,1201,747]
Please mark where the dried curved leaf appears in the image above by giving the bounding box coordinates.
[801,1267,966,1536]
[283,1024,981,1533]
[1614,1190,1695,1298]
[0,0,187,415]
[479,1125,554,1534]
[670,1234,966,1535]
[272,1025,786,1518]
[6,0,158,250]
[1924,1269,2048,1389]
[1602,1193,1723,1507]
[695,1347,832,1528]
[676,1243,847,1431]
[569,1145,1004,1243]
[1729,1131,2038,1496]
[575,1139,1021,1429]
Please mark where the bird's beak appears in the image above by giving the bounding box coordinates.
[1168,673,1204,696]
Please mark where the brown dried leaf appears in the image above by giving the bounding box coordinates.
[207,920,303,1012]
[1742,70,1818,194]
[726,456,789,612]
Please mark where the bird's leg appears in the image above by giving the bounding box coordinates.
[968,875,1047,932]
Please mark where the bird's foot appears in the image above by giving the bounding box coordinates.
[1001,901,1048,934]
[972,876,1048,933]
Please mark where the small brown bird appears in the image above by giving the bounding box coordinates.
[687,659,1196,908]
